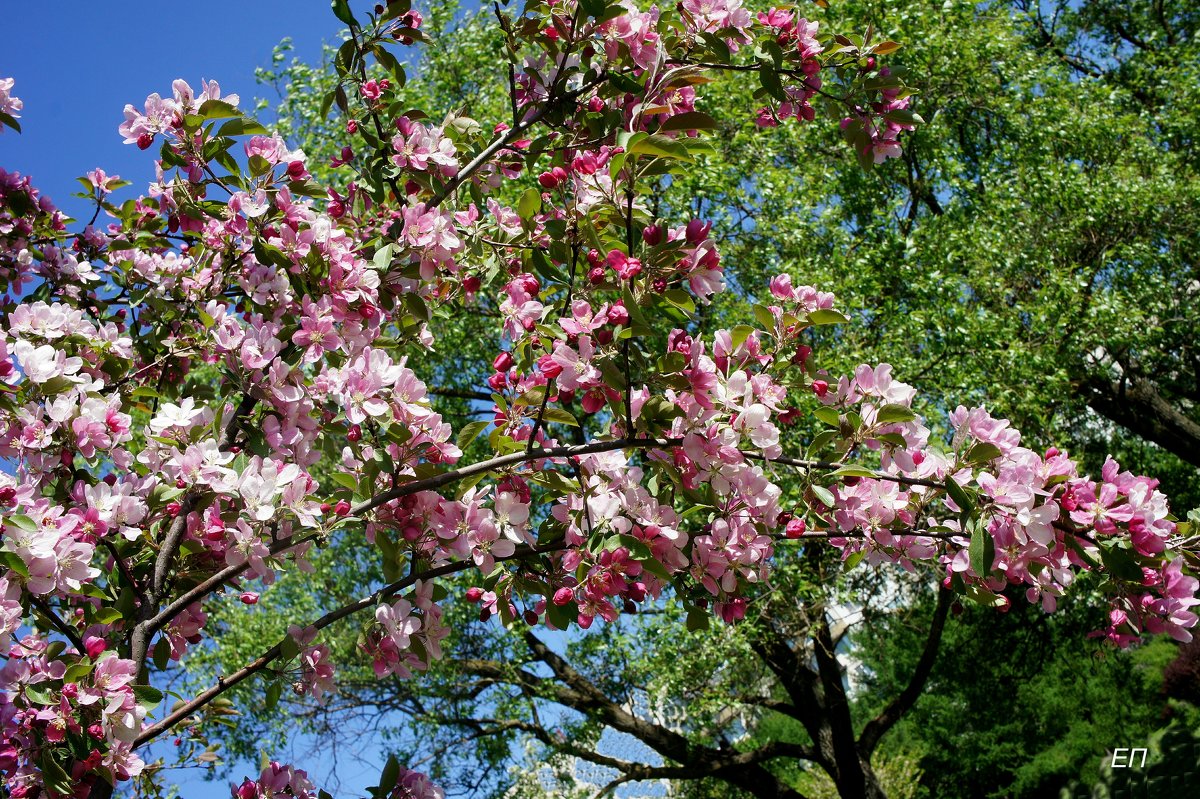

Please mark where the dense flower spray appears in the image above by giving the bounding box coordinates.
[0,1,1192,796]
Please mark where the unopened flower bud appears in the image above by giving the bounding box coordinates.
[84,636,106,659]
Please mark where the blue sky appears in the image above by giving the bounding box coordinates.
[1,1,336,222]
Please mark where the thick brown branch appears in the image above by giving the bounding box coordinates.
[858,584,953,756]
[1082,373,1200,467]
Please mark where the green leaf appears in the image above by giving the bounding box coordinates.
[24,685,54,705]
[807,308,849,325]
[92,608,123,625]
[579,0,606,18]
[330,472,360,492]
[811,484,836,508]
[627,134,691,160]
[758,64,786,101]
[373,243,395,271]
[968,519,994,576]
[807,430,838,454]
[813,407,841,428]
[875,404,917,424]
[659,111,718,133]
[730,324,756,351]
[39,754,75,796]
[133,684,164,708]
[540,408,580,427]
[332,0,357,26]
[279,634,301,662]
[264,680,283,711]
[517,187,541,220]
[661,288,695,315]
[196,99,242,120]
[4,513,37,533]
[686,607,710,631]
[1098,543,1146,583]
[456,420,491,451]
[831,465,878,479]
[153,636,172,671]
[966,442,1003,465]
[39,376,76,396]
[216,117,269,137]
[944,478,974,515]
[64,662,93,684]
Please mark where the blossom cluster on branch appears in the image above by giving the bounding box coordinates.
[0,0,1194,796]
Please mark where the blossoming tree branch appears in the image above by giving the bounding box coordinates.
[0,0,1196,796]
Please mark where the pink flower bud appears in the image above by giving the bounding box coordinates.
[333,500,351,517]
[785,518,807,539]
[537,167,567,189]
[607,303,630,326]
[538,354,564,379]
[465,587,484,603]
[84,636,106,659]
[137,133,154,150]
[165,502,182,518]
[642,224,663,245]
[811,380,829,397]
[588,96,606,113]
[493,351,514,372]
[347,424,362,442]
[240,592,259,605]
[685,219,711,244]
[587,266,606,285]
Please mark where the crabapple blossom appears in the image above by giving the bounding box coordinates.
[0,3,1188,796]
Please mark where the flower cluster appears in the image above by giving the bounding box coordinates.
[0,2,1181,794]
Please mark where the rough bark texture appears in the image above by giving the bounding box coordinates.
[1083,373,1200,468]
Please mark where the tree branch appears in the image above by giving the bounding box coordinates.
[858,584,952,756]
[134,540,565,747]
[1081,372,1200,468]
